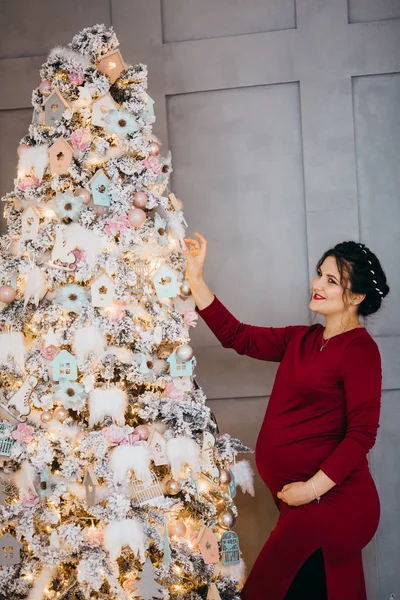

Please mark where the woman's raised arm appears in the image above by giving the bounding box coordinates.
[183,233,304,362]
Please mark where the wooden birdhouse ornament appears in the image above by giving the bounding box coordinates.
[97,49,126,84]
[84,467,98,506]
[92,93,119,128]
[148,427,168,466]
[21,205,40,240]
[91,272,115,307]
[167,352,194,378]
[0,421,14,457]
[49,137,73,175]
[152,264,178,299]
[43,90,69,127]
[198,526,219,564]
[221,531,241,565]
[89,169,111,206]
[50,350,78,382]
[0,533,21,566]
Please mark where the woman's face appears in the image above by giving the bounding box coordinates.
[309,256,351,316]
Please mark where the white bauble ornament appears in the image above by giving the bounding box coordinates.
[176,344,194,363]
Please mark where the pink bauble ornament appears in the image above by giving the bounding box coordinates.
[40,410,52,424]
[0,285,16,304]
[128,208,146,228]
[168,519,187,538]
[141,295,149,304]
[132,191,148,208]
[134,424,150,440]
[74,188,91,204]
[219,469,232,486]
[148,141,161,156]
[39,80,51,93]
[54,407,68,423]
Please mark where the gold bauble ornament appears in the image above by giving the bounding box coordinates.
[218,508,236,529]
[165,478,181,495]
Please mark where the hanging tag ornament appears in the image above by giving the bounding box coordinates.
[207,583,222,600]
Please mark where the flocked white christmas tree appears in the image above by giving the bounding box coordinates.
[0,24,254,600]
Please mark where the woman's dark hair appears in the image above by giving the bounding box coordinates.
[316,241,390,317]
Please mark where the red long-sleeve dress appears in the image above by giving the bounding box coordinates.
[196,295,382,600]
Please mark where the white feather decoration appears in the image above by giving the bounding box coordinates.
[63,223,106,269]
[18,144,49,182]
[166,436,201,480]
[23,265,47,307]
[231,460,255,496]
[27,567,55,600]
[0,332,26,371]
[166,211,186,246]
[73,325,106,364]
[15,460,37,496]
[104,519,147,561]
[103,346,136,364]
[111,443,152,486]
[88,388,127,427]
[214,558,247,587]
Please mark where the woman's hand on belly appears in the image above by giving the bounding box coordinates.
[277,481,315,507]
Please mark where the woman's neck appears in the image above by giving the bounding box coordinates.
[323,314,363,339]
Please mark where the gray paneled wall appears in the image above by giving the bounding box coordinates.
[0,1,399,598]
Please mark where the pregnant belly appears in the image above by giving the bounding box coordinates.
[255,428,341,493]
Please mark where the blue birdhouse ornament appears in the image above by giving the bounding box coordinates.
[143,94,155,121]
[152,264,178,299]
[167,352,195,377]
[221,531,241,566]
[89,170,111,206]
[50,350,78,382]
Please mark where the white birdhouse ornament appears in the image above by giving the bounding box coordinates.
[50,350,78,382]
[49,137,73,175]
[89,169,111,206]
[97,49,126,84]
[91,94,120,128]
[148,428,168,466]
[21,205,40,240]
[167,352,194,378]
[152,264,178,299]
[43,90,69,127]
[91,272,115,307]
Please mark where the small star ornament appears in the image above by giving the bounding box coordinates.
[42,328,61,348]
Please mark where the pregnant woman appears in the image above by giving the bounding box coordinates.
[183,233,390,600]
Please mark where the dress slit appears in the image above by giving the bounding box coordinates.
[284,547,327,600]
